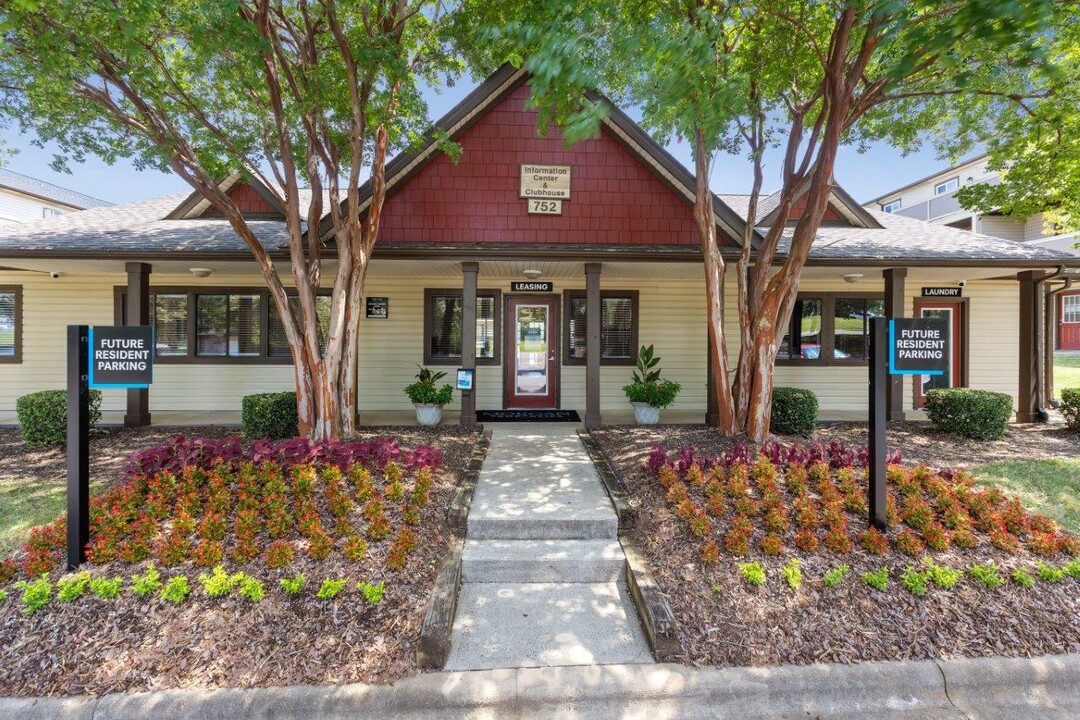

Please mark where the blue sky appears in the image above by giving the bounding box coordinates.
[2,77,963,208]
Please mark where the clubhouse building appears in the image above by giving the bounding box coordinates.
[0,66,1075,429]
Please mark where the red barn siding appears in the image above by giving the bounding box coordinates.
[375,84,723,247]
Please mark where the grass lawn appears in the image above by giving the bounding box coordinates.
[971,458,1080,535]
[1055,353,1080,390]
[0,478,105,557]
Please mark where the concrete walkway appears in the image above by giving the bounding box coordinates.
[445,423,652,671]
[6,654,1080,719]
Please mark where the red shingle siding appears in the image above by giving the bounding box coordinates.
[205,183,280,216]
[786,195,844,223]
[376,84,724,247]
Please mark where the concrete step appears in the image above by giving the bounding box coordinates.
[444,581,653,671]
[466,515,618,541]
[461,540,625,583]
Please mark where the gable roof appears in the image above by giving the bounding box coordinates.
[0,168,113,210]
[320,64,755,248]
[166,174,290,219]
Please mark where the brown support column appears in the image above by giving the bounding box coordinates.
[460,262,478,425]
[883,268,907,422]
[1017,270,1041,423]
[124,262,152,427]
[585,263,602,429]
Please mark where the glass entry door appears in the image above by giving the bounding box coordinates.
[913,300,965,408]
[504,296,559,408]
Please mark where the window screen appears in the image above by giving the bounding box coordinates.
[568,295,636,362]
[0,290,16,358]
[779,298,823,360]
[428,293,497,361]
[268,295,331,358]
[152,294,188,357]
[1064,295,1080,324]
[196,293,261,357]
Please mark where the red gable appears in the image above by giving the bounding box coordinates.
[205,182,281,217]
[375,83,725,248]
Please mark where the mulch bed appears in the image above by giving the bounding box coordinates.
[590,424,1080,668]
[0,426,479,697]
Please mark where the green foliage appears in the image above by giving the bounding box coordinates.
[969,562,1005,589]
[241,392,298,440]
[738,561,765,587]
[0,589,6,603]
[404,366,454,406]
[770,387,819,437]
[924,389,1013,441]
[1012,568,1036,588]
[161,576,190,604]
[236,575,265,603]
[822,564,850,588]
[316,578,347,600]
[924,559,962,590]
[14,575,52,614]
[782,558,802,590]
[57,572,91,602]
[900,567,931,596]
[280,574,306,596]
[131,565,162,597]
[198,565,240,597]
[623,345,681,409]
[1064,559,1080,579]
[862,566,889,591]
[357,580,386,604]
[1061,388,1080,431]
[89,576,123,600]
[16,389,102,448]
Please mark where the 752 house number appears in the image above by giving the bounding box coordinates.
[527,199,563,215]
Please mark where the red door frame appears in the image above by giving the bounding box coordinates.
[913,299,967,408]
[503,295,560,409]
[1058,291,1080,350]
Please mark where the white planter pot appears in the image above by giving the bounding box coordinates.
[631,402,661,425]
[414,403,444,427]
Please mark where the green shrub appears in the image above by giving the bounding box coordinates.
[14,576,52,614]
[822,564,850,588]
[198,565,239,597]
[316,578,347,600]
[924,388,1013,441]
[280,574,306,596]
[1037,562,1066,583]
[738,562,766,587]
[89,576,123,599]
[131,565,162,597]
[924,559,962,590]
[970,562,1004,589]
[403,366,454,406]
[161,576,190,604]
[1061,388,1080,430]
[241,391,298,440]
[57,572,91,602]
[1012,568,1035,588]
[236,575,265,603]
[900,567,931,596]
[357,580,386,604]
[770,387,819,436]
[862,566,889,591]
[16,389,103,448]
[782,559,803,590]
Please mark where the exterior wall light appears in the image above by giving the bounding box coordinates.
[190,267,213,278]
[522,268,543,279]
[842,273,863,284]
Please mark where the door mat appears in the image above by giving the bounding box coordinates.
[476,409,582,423]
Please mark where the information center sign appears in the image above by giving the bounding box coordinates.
[888,318,948,376]
[89,326,154,388]
[519,164,571,199]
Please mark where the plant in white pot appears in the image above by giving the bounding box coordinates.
[404,365,454,426]
[623,345,681,425]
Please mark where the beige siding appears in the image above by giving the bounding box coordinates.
[1024,213,1049,241]
[978,215,1026,242]
[0,188,74,225]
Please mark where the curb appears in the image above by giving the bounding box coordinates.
[6,654,1080,719]
[577,429,637,532]
[447,429,491,535]
[621,537,682,662]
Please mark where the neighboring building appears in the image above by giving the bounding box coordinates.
[865,156,1080,353]
[0,167,112,225]
[0,65,1074,428]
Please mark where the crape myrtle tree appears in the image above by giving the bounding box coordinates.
[474,0,1057,441]
[0,0,465,440]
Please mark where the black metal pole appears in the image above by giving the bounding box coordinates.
[67,325,90,569]
[868,317,887,531]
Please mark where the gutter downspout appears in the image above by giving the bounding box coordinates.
[1044,266,1074,410]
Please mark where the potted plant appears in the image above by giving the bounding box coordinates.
[623,345,681,425]
[404,365,454,426]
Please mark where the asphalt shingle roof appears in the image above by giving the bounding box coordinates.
[0,168,113,209]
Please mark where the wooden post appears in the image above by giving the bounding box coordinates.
[67,325,90,569]
[882,268,906,422]
[460,262,478,425]
[1017,270,1040,423]
[585,263,602,429]
[124,262,152,427]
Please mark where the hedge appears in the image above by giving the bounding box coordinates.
[771,386,819,437]
[1061,388,1080,430]
[16,389,103,448]
[924,388,1013,441]
[241,391,298,440]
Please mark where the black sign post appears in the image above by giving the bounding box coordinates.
[66,326,90,569]
[868,317,887,530]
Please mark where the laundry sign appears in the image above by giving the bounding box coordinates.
[89,326,154,388]
[520,164,571,199]
[888,318,949,376]
[921,287,962,298]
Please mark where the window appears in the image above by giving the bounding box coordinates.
[564,291,638,365]
[881,199,902,213]
[42,207,64,218]
[934,177,959,195]
[0,285,21,363]
[117,287,330,363]
[778,294,883,365]
[1064,295,1080,324]
[424,289,501,365]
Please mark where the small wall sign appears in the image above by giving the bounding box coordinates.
[89,326,154,388]
[888,318,949,375]
[511,281,554,292]
[527,199,563,215]
[366,297,388,319]
[456,368,475,391]
[520,164,571,199]
[921,287,962,298]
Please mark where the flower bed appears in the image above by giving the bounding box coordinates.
[0,430,477,696]
[591,427,1080,667]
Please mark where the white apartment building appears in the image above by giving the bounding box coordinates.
[0,168,112,225]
